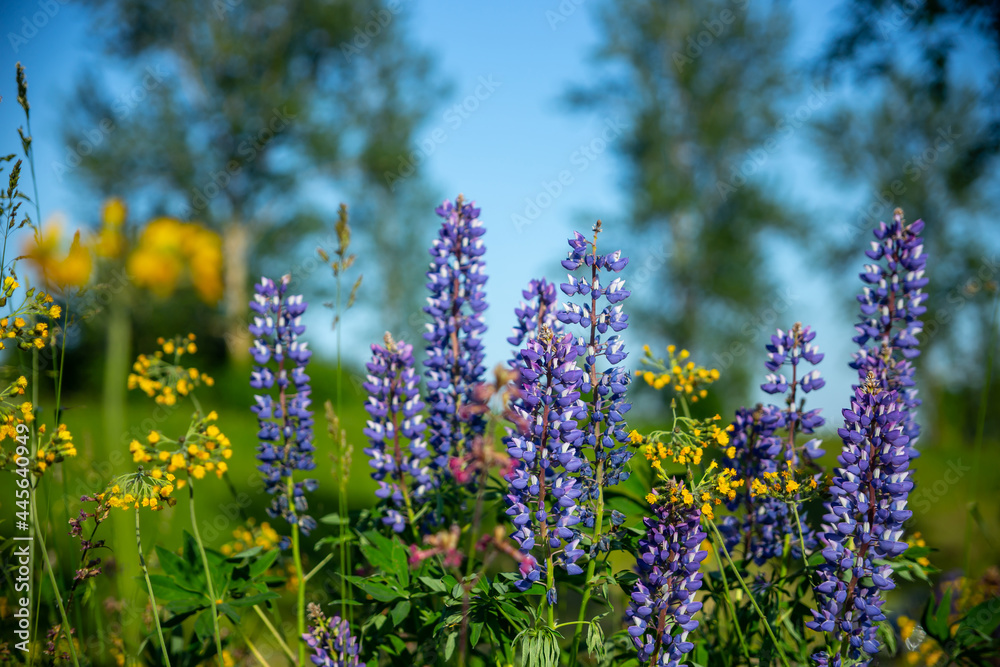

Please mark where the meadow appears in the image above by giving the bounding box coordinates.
[1,62,999,667]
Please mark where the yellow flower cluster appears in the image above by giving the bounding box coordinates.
[220,519,282,556]
[0,286,61,352]
[713,467,744,503]
[641,414,735,472]
[640,344,721,403]
[24,199,224,302]
[130,411,231,481]
[0,376,78,475]
[645,465,745,523]
[23,220,93,289]
[645,438,703,468]
[127,217,223,304]
[749,462,818,498]
[34,423,77,474]
[128,334,214,406]
[97,468,178,511]
[95,197,126,259]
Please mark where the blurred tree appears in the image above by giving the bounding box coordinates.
[813,1,1000,394]
[61,0,444,359]
[569,0,802,394]
[820,0,1000,179]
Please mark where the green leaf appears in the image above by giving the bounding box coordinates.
[226,546,263,561]
[923,586,954,642]
[155,546,202,589]
[360,539,396,575]
[419,576,448,593]
[390,600,411,626]
[586,620,606,662]
[319,513,350,526]
[444,632,457,661]
[807,552,826,567]
[193,609,216,641]
[470,620,484,647]
[957,596,1000,645]
[148,574,202,601]
[249,549,281,579]
[227,592,281,607]
[877,620,898,656]
[346,576,404,602]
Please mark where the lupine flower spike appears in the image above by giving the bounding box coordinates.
[504,326,587,591]
[558,221,633,514]
[809,210,926,664]
[363,333,432,534]
[424,195,488,469]
[720,323,825,564]
[627,484,708,667]
[850,208,927,457]
[303,602,361,667]
[507,278,563,358]
[250,275,318,537]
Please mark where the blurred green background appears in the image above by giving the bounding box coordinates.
[1,0,999,664]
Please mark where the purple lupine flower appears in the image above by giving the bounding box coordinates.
[719,323,825,564]
[504,327,588,590]
[808,375,913,664]
[303,603,360,666]
[849,209,927,458]
[363,333,432,534]
[557,223,633,524]
[809,211,926,663]
[507,278,563,355]
[250,275,318,537]
[626,490,707,667]
[423,196,488,469]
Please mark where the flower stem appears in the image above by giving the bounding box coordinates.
[791,502,811,571]
[187,480,225,665]
[707,518,791,667]
[30,491,80,667]
[569,467,604,665]
[236,625,272,667]
[136,509,171,666]
[291,522,306,666]
[252,605,297,664]
[963,292,999,577]
[706,526,751,663]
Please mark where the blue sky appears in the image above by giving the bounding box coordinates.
[0,0,974,419]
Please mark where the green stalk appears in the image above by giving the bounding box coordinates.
[286,479,307,666]
[29,491,80,667]
[29,350,41,666]
[569,468,604,661]
[103,298,139,650]
[187,480,225,664]
[136,509,171,666]
[236,626,272,667]
[252,605,297,664]
[962,293,999,577]
[291,523,306,665]
[707,527,751,662]
[707,518,791,667]
[545,551,556,629]
[791,502,811,571]
[569,234,607,665]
